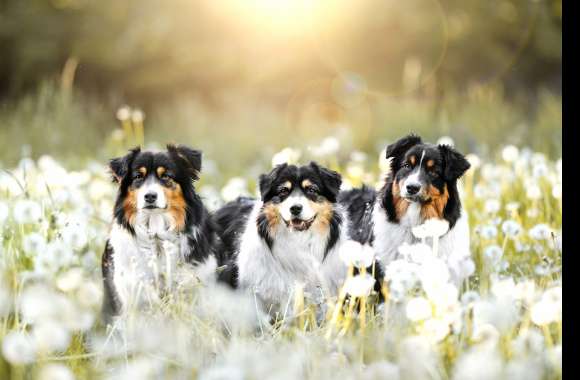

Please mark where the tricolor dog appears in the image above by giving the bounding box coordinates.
[101,145,218,319]
[339,134,473,284]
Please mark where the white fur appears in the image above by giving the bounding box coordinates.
[109,211,215,315]
[235,202,348,317]
[136,179,167,209]
[372,200,471,285]
[278,189,317,222]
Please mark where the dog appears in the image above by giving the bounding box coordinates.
[339,134,472,284]
[101,144,219,319]
[213,162,361,318]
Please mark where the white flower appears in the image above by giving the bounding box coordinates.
[22,232,47,254]
[56,268,84,292]
[361,361,400,380]
[13,199,42,224]
[339,241,375,268]
[343,273,375,297]
[483,245,503,265]
[38,364,76,380]
[116,105,131,121]
[453,348,503,380]
[551,184,562,199]
[422,318,450,343]
[484,199,501,214]
[131,109,145,123]
[502,145,519,163]
[398,242,431,264]
[418,257,450,294]
[437,136,455,147]
[76,281,103,309]
[33,321,71,353]
[412,219,449,239]
[406,297,432,322]
[271,148,301,167]
[61,223,88,250]
[505,202,520,213]
[465,154,481,170]
[526,184,542,200]
[221,177,250,202]
[514,280,536,305]
[529,224,552,240]
[531,300,559,326]
[490,277,515,300]
[312,137,340,157]
[0,202,9,223]
[2,331,37,365]
[461,291,480,305]
[479,224,497,239]
[501,220,522,238]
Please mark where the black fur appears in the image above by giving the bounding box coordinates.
[338,185,376,245]
[101,241,121,319]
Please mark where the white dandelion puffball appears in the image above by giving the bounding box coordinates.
[437,136,455,147]
[13,199,42,224]
[38,364,76,380]
[412,219,449,239]
[2,331,37,365]
[339,240,375,268]
[406,297,432,322]
[343,273,375,298]
[0,202,9,223]
[465,154,481,170]
[531,300,559,326]
[484,199,501,214]
[271,147,301,167]
[312,136,340,157]
[422,318,450,343]
[526,184,542,200]
[33,321,71,353]
[502,145,519,163]
[398,242,431,264]
[528,224,552,240]
[501,220,522,238]
[116,105,131,121]
[220,177,250,202]
[22,232,47,254]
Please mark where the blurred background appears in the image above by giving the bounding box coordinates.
[0,0,561,182]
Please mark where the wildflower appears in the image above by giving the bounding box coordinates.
[551,184,562,199]
[501,220,522,238]
[526,207,540,218]
[378,150,392,175]
[398,242,431,264]
[461,291,480,305]
[0,202,9,223]
[483,245,502,265]
[33,321,71,353]
[530,300,559,326]
[2,331,36,365]
[471,323,500,347]
[514,280,536,305]
[220,177,250,202]
[479,224,497,239]
[453,348,503,380]
[131,109,145,123]
[76,281,103,309]
[422,318,450,343]
[465,154,481,170]
[349,150,367,163]
[437,136,455,147]
[38,364,76,380]
[418,257,450,294]
[22,232,47,254]
[56,268,84,292]
[412,218,449,240]
[526,184,542,200]
[505,201,520,213]
[116,105,131,121]
[502,145,519,163]
[528,224,552,240]
[406,297,432,322]
[484,199,500,214]
[339,241,374,268]
[271,148,301,167]
[13,199,42,224]
[361,361,400,380]
[343,273,375,297]
[312,137,340,157]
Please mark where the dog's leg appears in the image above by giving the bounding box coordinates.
[101,241,122,323]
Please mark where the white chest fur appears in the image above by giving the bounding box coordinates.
[236,203,347,315]
[108,213,190,312]
[372,202,472,284]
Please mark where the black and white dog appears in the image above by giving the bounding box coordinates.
[339,134,472,283]
[214,162,356,317]
[101,145,219,319]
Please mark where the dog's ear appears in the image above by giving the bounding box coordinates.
[439,144,471,181]
[385,134,422,170]
[309,161,342,202]
[167,144,202,181]
[259,164,288,201]
[109,147,140,183]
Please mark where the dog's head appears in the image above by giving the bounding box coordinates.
[257,162,342,236]
[382,134,470,224]
[109,144,202,232]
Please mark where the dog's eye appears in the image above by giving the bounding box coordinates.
[403,162,412,169]
[306,186,319,195]
[134,173,144,180]
[278,187,290,196]
[161,173,171,181]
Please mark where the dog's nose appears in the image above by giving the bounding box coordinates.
[144,192,158,204]
[406,184,421,195]
[290,204,303,216]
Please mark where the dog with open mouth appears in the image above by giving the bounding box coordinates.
[101,144,219,320]
[214,162,365,318]
[339,134,473,284]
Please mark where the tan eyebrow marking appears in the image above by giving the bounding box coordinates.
[301,179,312,188]
[138,167,147,176]
[283,181,292,189]
[410,156,416,165]
[427,159,435,168]
[157,166,166,177]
